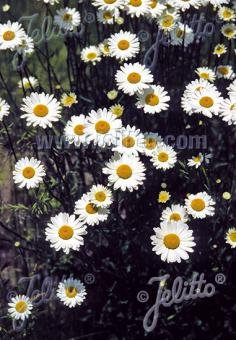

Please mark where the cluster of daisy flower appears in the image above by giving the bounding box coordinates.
[8,277,87,321]
[151,191,215,263]
[182,73,236,125]
[0,21,34,55]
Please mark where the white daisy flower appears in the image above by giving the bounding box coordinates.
[181,79,216,115]
[57,278,87,308]
[157,11,180,32]
[8,295,33,321]
[13,157,45,189]
[169,0,201,11]
[97,8,120,25]
[81,46,101,65]
[54,7,81,31]
[147,0,166,18]
[184,79,215,96]
[189,88,222,118]
[218,6,236,21]
[221,23,236,40]
[187,153,204,168]
[108,30,140,61]
[225,227,236,248]
[136,85,170,114]
[151,221,196,263]
[185,192,215,219]
[151,143,177,170]
[112,125,145,156]
[219,97,236,125]
[143,132,164,156]
[216,65,235,79]
[16,34,34,55]
[125,0,152,17]
[61,92,78,108]
[195,67,216,82]
[92,0,128,11]
[86,108,122,147]
[45,213,87,254]
[115,62,153,96]
[18,76,39,90]
[0,21,25,50]
[103,153,146,192]
[160,204,189,223]
[20,92,62,129]
[213,44,227,57]
[170,23,194,47]
[64,115,88,146]
[99,41,111,56]
[0,97,10,121]
[89,184,113,208]
[74,193,109,226]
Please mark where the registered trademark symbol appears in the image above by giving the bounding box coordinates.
[215,273,226,285]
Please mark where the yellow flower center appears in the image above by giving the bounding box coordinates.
[86,203,98,214]
[162,15,174,28]
[199,72,210,80]
[102,44,110,53]
[158,152,169,162]
[229,231,236,242]
[33,104,49,117]
[223,9,233,19]
[193,155,201,163]
[170,213,181,221]
[65,286,77,298]
[23,82,31,90]
[145,138,157,150]
[3,30,15,41]
[122,136,135,148]
[103,11,113,20]
[58,225,74,240]
[111,105,123,117]
[158,191,169,203]
[86,52,97,60]
[223,28,234,37]
[95,120,110,134]
[191,198,205,211]
[95,191,106,202]
[15,301,27,313]
[22,166,35,179]
[150,0,157,9]
[62,95,76,107]
[218,66,229,75]
[163,233,180,249]
[63,13,72,22]
[74,124,85,136]
[127,72,141,84]
[199,96,214,108]
[104,0,117,3]
[215,46,224,54]
[230,103,236,110]
[145,93,159,106]
[116,164,132,179]
[176,29,184,38]
[129,0,142,6]
[118,39,130,50]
